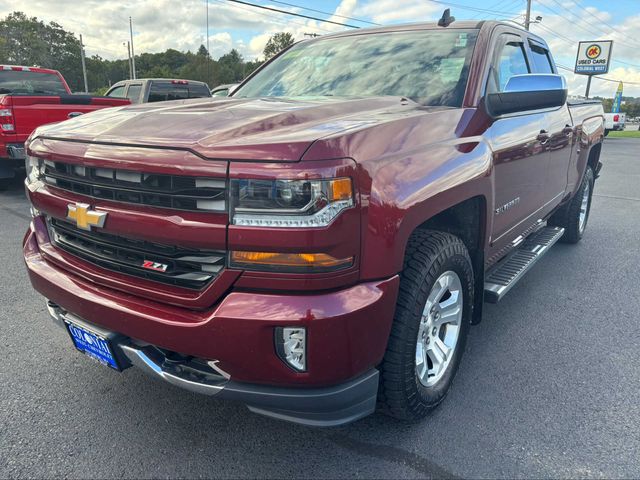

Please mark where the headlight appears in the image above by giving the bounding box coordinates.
[230,177,353,228]
[25,154,44,184]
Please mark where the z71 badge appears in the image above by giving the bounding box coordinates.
[141,260,169,272]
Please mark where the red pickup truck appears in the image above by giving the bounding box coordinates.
[0,65,129,186]
[22,20,604,426]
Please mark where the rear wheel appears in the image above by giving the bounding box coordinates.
[549,166,594,244]
[378,230,473,421]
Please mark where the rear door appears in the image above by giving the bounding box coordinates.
[487,33,549,246]
[528,40,573,205]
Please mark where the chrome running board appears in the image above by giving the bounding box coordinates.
[484,226,565,303]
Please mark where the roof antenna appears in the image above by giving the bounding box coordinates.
[438,8,455,27]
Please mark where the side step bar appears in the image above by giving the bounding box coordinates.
[484,226,564,303]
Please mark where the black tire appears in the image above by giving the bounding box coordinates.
[604,129,610,137]
[549,166,594,244]
[378,230,474,421]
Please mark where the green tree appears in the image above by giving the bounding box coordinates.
[0,11,268,93]
[0,11,83,90]
[263,32,295,60]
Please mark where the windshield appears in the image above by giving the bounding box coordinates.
[235,30,478,107]
[0,70,67,95]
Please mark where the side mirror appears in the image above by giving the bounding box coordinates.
[485,74,568,118]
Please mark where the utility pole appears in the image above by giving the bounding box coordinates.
[129,17,137,80]
[206,0,210,84]
[79,34,88,93]
[524,0,532,30]
[125,41,132,79]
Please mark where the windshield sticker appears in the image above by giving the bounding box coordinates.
[455,33,468,48]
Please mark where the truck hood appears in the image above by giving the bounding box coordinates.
[32,96,439,162]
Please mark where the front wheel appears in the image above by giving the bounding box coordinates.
[378,230,473,421]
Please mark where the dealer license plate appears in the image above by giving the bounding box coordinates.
[65,320,119,370]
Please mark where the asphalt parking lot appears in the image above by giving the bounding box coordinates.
[1,138,639,479]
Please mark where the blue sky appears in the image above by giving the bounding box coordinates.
[3,0,639,97]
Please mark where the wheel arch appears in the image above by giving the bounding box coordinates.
[587,141,602,176]
[413,195,488,324]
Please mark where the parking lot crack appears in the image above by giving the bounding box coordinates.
[327,433,459,479]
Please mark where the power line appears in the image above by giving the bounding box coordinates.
[534,23,640,70]
[269,0,381,26]
[544,0,640,48]
[570,0,630,39]
[426,0,521,17]
[470,0,523,20]
[225,0,360,28]
[556,64,640,85]
[211,0,334,33]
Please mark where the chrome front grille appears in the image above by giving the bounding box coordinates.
[43,161,226,212]
[48,218,225,290]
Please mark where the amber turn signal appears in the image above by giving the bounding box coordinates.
[329,178,353,202]
[230,251,353,272]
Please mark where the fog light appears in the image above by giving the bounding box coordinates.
[275,327,306,372]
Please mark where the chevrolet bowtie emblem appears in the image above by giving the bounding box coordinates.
[66,203,107,231]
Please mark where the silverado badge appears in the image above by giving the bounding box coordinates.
[66,203,107,231]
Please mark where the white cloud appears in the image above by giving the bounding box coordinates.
[354,0,440,24]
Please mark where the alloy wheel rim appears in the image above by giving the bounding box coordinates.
[415,271,463,387]
[579,181,591,233]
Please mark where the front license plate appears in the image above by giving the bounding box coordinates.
[66,321,119,370]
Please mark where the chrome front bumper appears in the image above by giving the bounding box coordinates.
[45,300,379,426]
[47,301,230,396]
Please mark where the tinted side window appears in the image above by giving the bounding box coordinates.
[106,85,126,97]
[529,44,554,74]
[496,41,530,91]
[188,84,212,98]
[148,83,188,102]
[126,84,142,102]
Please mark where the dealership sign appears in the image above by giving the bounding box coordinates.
[574,40,613,74]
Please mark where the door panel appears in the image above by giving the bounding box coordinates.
[544,106,574,203]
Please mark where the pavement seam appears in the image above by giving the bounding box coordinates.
[593,193,640,202]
